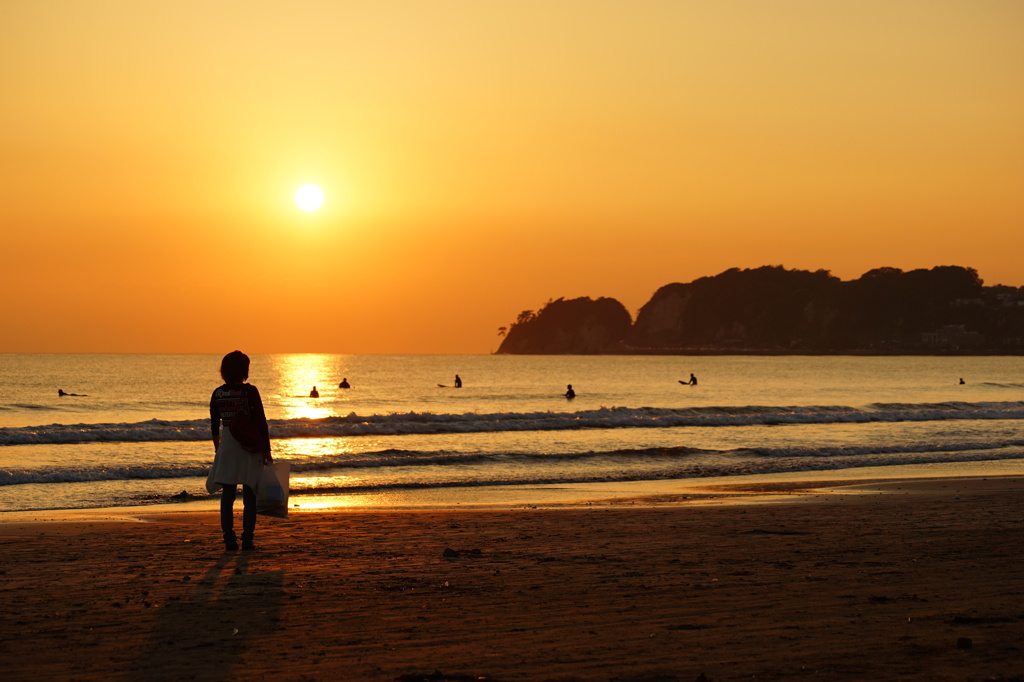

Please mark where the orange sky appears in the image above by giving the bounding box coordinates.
[3,1,1022,354]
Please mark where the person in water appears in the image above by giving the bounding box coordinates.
[339,378,350,389]
[689,373,698,386]
[454,374,462,388]
[959,377,965,385]
[565,384,575,399]
[206,351,272,552]
[310,386,319,398]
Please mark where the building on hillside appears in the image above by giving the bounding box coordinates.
[921,325,984,350]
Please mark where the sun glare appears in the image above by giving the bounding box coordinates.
[294,184,324,212]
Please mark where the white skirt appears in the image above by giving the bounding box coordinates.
[206,425,264,494]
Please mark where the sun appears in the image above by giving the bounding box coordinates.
[294,184,324,212]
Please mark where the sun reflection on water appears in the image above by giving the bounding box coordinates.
[270,354,347,421]
[271,437,363,459]
[290,496,369,510]
[292,473,364,488]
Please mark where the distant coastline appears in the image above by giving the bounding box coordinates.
[496,265,1024,356]
[592,348,1024,357]
[497,345,1024,356]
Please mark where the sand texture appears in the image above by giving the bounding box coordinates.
[2,477,1023,681]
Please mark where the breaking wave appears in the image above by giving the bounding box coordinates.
[1,400,1021,447]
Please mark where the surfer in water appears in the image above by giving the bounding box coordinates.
[309,386,319,398]
[565,384,575,399]
[339,378,350,389]
[454,374,462,388]
[58,389,85,396]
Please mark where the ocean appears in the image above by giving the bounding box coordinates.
[1,353,1022,512]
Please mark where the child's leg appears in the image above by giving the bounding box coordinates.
[241,484,257,548]
[220,484,238,547]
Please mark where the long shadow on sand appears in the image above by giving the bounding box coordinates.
[124,551,283,681]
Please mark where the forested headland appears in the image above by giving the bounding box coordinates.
[495,266,1024,355]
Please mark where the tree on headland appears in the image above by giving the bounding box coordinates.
[517,310,537,326]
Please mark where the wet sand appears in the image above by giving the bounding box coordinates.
[2,476,1023,681]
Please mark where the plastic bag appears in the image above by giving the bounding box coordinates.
[256,462,290,518]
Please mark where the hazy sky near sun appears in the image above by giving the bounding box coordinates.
[3,0,1022,353]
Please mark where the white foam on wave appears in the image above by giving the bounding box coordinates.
[0,464,212,486]
[0,400,1021,446]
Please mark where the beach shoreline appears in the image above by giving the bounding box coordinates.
[3,457,1021,523]
[2,471,1023,680]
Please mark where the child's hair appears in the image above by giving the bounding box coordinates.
[220,350,250,384]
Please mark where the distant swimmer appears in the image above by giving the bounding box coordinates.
[959,377,965,385]
[565,384,575,400]
[58,389,85,397]
[454,374,462,388]
[58,389,67,397]
[310,386,320,398]
[339,378,350,389]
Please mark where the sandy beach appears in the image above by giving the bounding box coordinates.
[2,476,1023,681]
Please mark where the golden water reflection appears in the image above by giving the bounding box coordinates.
[272,437,364,459]
[270,354,346,421]
[292,473,363,489]
[288,491,436,510]
[290,497,370,510]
